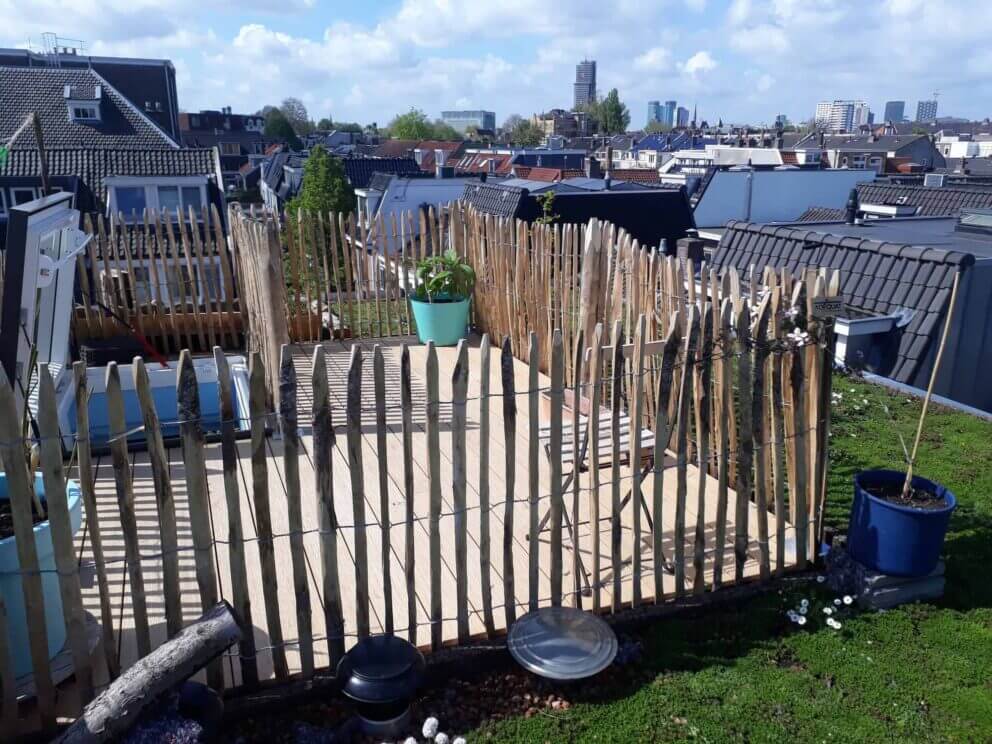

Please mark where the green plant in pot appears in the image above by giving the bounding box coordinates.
[409,249,476,346]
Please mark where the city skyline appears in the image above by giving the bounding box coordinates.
[1,1,988,127]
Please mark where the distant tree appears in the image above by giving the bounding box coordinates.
[285,146,355,217]
[501,114,524,133]
[335,121,364,133]
[430,120,462,141]
[264,108,303,150]
[511,119,544,147]
[280,97,314,135]
[596,89,630,134]
[317,117,334,130]
[645,120,672,134]
[387,108,434,140]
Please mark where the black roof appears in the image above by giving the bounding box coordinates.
[341,157,421,189]
[1,147,220,207]
[712,220,974,386]
[795,206,848,223]
[0,48,181,141]
[461,181,695,249]
[0,65,178,149]
[461,182,527,218]
[857,182,992,216]
[807,134,930,152]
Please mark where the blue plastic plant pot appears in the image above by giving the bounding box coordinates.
[409,296,470,346]
[0,474,83,679]
[847,469,956,577]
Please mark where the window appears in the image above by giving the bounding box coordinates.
[158,185,182,214]
[115,187,147,215]
[13,187,38,205]
[220,142,241,155]
[182,186,203,211]
[71,106,99,121]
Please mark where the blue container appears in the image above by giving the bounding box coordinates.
[409,296,470,346]
[848,469,956,577]
[0,475,83,679]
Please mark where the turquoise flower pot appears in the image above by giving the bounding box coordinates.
[0,474,83,679]
[409,295,470,346]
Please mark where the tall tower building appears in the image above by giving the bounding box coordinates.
[916,99,938,123]
[883,100,905,123]
[662,100,677,127]
[573,59,597,109]
[647,100,662,125]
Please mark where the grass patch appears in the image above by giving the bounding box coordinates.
[472,375,992,742]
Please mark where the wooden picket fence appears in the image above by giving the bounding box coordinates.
[0,203,838,737]
[74,207,243,354]
[1,302,835,740]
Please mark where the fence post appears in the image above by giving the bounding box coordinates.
[372,346,393,636]
[478,336,496,635]
[177,351,224,690]
[500,337,517,626]
[425,342,443,649]
[346,345,371,639]
[400,345,417,645]
[652,317,680,601]
[712,301,734,588]
[105,362,152,659]
[279,346,314,677]
[451,340,470,639]
[249,352,288,679]
[133,358,184,639]
[214,348,259,686]
[692,305,713,595]
[674,306,700,597]
[37,365,94,704]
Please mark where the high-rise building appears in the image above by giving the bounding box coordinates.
[916,99,938,123]
[676,106,690,128]
[573,59,597,109]
[662,100,677,127]
[441,110,496,134]
[814,100,869,131]
[775,114,789,128]
[883,100,905,123]
[647,100,662,126]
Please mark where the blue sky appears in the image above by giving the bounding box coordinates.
[3,0,990,128]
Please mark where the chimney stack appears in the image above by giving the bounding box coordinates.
[845,187,859,225]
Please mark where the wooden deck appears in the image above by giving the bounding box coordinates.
[71,335,794,691]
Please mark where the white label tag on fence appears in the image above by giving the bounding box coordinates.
[812,297,843,319]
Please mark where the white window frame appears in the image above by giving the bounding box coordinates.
[102,255,226,306]
[105,176,209,220]
[11,187,40,206]
[70,105,100,122]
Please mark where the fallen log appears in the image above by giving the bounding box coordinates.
[57,602,242,744]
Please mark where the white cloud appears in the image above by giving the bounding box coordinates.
[730,24,789,54]
[683,50,717,76]
[1,0,988,128]
[633,46,671,72]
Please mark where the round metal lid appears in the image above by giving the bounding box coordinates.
[507,607,618,680]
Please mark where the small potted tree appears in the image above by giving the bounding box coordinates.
[409,249,476,346]
[847,273,962,577]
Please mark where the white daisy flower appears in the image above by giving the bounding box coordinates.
[423,717,440,739]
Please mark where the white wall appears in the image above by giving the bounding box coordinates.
[693,169,874,228]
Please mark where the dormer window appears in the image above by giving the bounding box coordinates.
[64,84,102,123]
